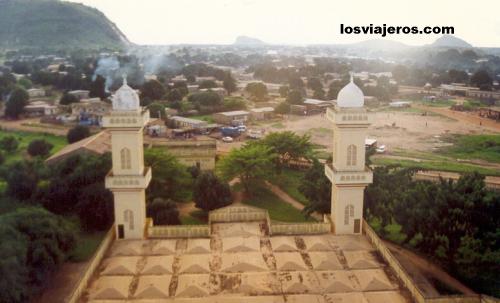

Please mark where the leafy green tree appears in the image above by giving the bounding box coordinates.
[327,80,348,100]
[5,162,38,201]
[89,74,107,99]
[0,207,76,300]
[17,77,32,90]
[27,139,53,157]
[275,102,291,114]
[59,92,79,105]
[223,71,237,95]
[288,77,304,90]
[307,77,322,91]
[301,159,332,215]
[392,65,408,83]
[259,131,313,173]
[217,144,275,193]
[312,88,325,100]
[140,79,166,100]
[286,89,303,105]
[188,91,222,109]
[39,153,111,214]
[0,136,19,153]
[279,85,289,98]
[199,80,217,89]
[67,125,90,143]
[0,223,28,303]
[166,88,183,102]
[5,87,29,119]
[223,97,247,111]
[470,70,492,90]
[245,82,268,101]
[194,171,232,212]
[76,183,113,231]
[147,198,181,225]
[147,102,166,119]
[144,148,193,201]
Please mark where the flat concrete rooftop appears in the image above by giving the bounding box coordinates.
[82,221,412,303]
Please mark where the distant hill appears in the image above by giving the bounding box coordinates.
[0,0,129,49]
[431,35,472,48]
[234,35,266,46]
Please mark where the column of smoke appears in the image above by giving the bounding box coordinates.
[92,56,119,92]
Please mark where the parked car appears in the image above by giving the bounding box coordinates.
[376,145,386,153]
[222,136,234,143]
[237,125,247,132]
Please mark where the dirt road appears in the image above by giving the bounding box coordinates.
[384,240,476,296]
[413,104,500,132]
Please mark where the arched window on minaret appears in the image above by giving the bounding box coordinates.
[344,204,354,225]
[124,209,134,230]
[346,144,357,166]
[120,148,131,169]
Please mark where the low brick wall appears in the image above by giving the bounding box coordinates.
[271,222,331,235]
[148,225,210,238]
[363,220,428,303]
[65,225,116,303]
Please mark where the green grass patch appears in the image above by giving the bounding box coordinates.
[438,134,500,163]
[0,129,67,163]
[418,99,456,107]
[189,115,215,123]
[181,209,207,225]
[372,157,500,176]
[69,230,107,262]
[270,122,285,129]
[269,169,309,205]
[242,186,315,223]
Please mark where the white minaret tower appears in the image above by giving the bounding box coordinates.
[103,77,151,239]
[325,76,373,234]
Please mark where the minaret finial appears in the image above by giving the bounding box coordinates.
[122,74,127,86]
[349,72,354,83]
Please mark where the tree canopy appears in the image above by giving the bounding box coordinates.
[5,87,29,119]
[67,125,90,143]
[217,144,275,193]
[245,82,268,101]
[193,171,232,212]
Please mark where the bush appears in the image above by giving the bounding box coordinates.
[59,92,78,105]
[0,136,19,153]
[147,198,181,225]
[5,163,37,201]
[5,87,29,119]
[0,207,77,302]
[193,171,232,212]
[76,183,113,231]
[27,139,53,157]
[67,125,90,143]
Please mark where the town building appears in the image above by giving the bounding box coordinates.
[324,76,373,234]
[24,101,58,116]
[169,116,208,130]
[45,131,111,165]
[303,98,333,113]
[250,107,275,120]
[27,88,46,98]
[71,98,111,125]
[68,89,90,100]
[146,137,216,170]
[199,87,226,98]
[213,110,250,125]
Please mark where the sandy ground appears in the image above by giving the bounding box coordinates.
[249,109,498,154]
[34,262,88,303]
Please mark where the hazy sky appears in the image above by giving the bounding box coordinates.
[66,0,500,47]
